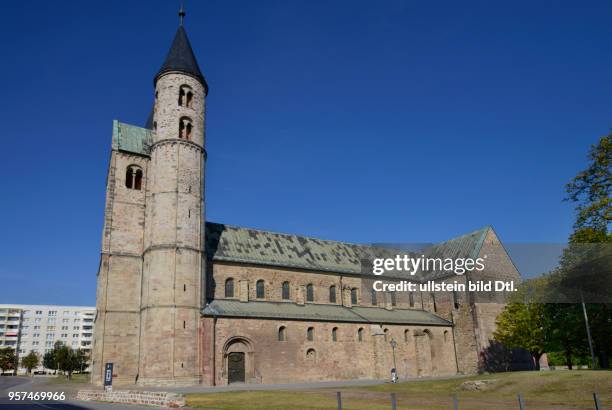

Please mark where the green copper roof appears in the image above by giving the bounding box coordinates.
[202,299,451,326]
[111,120,153,156]
[421,226,490,280]
[204,222,490,281]
[205,222,404,277]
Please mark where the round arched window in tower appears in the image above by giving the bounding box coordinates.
[179,117,193,140]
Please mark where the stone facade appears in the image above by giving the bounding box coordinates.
[201,317,456,385]
[92,22,521,388]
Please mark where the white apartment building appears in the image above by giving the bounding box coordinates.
[0,304,95,374]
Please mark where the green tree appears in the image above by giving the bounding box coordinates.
[0,347,17,374]
[46,342,88,379]
[74,349,89,373]
[542,303,588,369]
[493,302,547,370]
[20,351,40,376]
[565,133,611,236]
[561,133,612,369]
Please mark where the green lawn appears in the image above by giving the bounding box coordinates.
[44,373,90,384]
[186,371,612,410]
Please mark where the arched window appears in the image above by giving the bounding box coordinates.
[358,327,364,342]
[350,288,358,305]
[390,292,396,306]
[307,327,314,341]
[224,278,234,298]
[444,330,449,343]
[371,291,377,306]
[329,285,336,303]
[453,290,460,309]
[306,348,316,364]
[125,165,143,190]
[282,282,290,300]
[332,327,338,342]
[125,167,133,189]
[134,169,143,190]
[178,85,193,108]
[186,91,193,108]
[404,329,410,342]
[256,280,265,299]
[383,328,389,342]
[431,292,437,312]
[409,292,415,307]
[178,87,185,106]
[179,117,193,139]
[306,284,314,302]
[278,326,286,341]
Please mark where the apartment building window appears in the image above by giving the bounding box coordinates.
[61,326,68,330]
[45,341,53,348]
[61,334,68,338]
[74,319,80,323]
[63,311,69,316]
[34,318,41,323]
[73,326,80,330]
[48,318,56,324]
[62,319,69,323]
[48,311,57,316]
[33,326,40,330]
[47,326,55,331]
[72,341,78,347]
[72,334,78,338]
[33,333,40,338]
[46,333,55,339]
[35,311,42,315]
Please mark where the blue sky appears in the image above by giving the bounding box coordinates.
[0,0,609,305]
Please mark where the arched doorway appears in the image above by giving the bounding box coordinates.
[223,337,255,385]
[228,352,245,383]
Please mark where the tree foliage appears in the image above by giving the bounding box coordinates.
[492,133,612,371]
[20,351,40,375]
[0,347,17,373]
[565,134,611,235]
[493,302,547,370]
[42,342,89,378]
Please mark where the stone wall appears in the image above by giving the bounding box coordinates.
[77,390,185,408]
[201,317,456,386]
[91,150,148,385]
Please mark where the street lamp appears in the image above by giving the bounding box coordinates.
[390,338,398,382]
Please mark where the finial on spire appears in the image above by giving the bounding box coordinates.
[178,0,186,26]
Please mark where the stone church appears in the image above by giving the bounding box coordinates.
[91,15,521,387]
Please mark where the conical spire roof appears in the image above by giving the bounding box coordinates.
[155,25,207,92]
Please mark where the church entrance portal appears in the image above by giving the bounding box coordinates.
[228,352,245,383]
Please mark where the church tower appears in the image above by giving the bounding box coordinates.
[91,8,207,387]
[138,11,207,386]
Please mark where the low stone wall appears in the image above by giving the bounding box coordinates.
[77,390,185,408]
